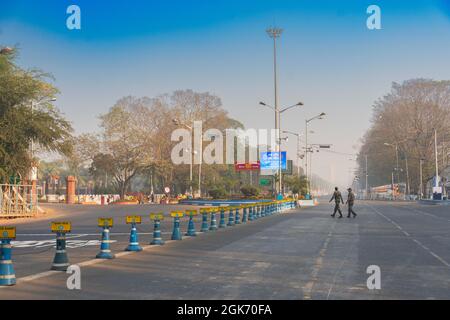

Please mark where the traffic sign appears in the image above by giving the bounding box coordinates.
[234,161,260,171]
[0,227,16,239]
[259,178,271,186]
[98,218,114,228]
[170,211,184,218]
[126,215,142,224]
[185,210,198,216]
[51,222,71,233]
[150,213,164,220]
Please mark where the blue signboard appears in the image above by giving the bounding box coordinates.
[260,152,287,170]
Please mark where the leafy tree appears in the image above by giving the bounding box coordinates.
[240,185,260,197]
[208,187,227,199]
[0,48,72,181]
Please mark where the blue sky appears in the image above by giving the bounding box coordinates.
[2,0,450,186]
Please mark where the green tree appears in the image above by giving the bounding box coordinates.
[0,48,72,181]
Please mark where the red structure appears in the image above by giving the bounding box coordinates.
[66,176,77,204]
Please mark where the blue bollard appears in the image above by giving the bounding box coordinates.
[171,211,183,240]
[227,207,235,226]
[125,222,143,252]
[51,232,70,270]
[235,207,241,225]
[185,210,198,236]
[248,205,255,221]
[242,206,248,223]
[219,207,227,228]
[261,205,266,217]
[252,205,257,220]
[200,209,209,232]
[209,208,218,231]
[256,205,261,218]
[96,218,115,259]
[0,238,15,286]
[150,214,165,245]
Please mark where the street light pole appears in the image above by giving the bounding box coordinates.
[260,101,303,197]
[282,130,303,177]
[173,119,202,198]
[365,154,368,200]
[405,154,410,196]
[305,120,308,193]
[434,129,439,189]
[305,113,326,196]
[419,158,424,199]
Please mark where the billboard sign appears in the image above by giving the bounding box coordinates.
[234,161,260,171]
[260,152,287,175]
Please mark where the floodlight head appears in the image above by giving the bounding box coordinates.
[266,27,283,38]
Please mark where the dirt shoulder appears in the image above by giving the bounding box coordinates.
[0,205,67,226]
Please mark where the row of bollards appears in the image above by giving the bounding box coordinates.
[0,200,297,286]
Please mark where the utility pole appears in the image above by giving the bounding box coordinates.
[305,120,308,194]
[419,158,424,199]
[365,154,368,200]
[405,154,410,196]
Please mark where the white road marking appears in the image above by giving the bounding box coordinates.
[405,206,450,223]
[367,204,450,268]
[303,221,337,300]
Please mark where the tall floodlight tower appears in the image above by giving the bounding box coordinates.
[266,27,283,195]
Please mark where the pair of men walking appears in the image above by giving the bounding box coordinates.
[329,187,357,218]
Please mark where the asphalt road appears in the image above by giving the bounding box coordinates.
[1,201,449,299]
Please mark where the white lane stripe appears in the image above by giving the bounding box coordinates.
[409,207,450,223]
[367,204,450,268]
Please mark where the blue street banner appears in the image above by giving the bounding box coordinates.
[260,152,287,171]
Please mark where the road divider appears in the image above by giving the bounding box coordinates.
[125,215,143,252]
[227,207,235,226]
[171,211,183,240]
[150,213,165,245]
[1,199,298,287]
[96,218,115,259]
[242,205,248,223]
[219,207,227,228]
[50,222,71,271]
[0,226,16,286]
[200,208,209,232]
[209,208,218,231]
[185,210,198,237]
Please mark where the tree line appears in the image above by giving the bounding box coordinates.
[357,79,450,194]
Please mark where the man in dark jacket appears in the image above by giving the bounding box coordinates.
[346,188,357,218]
[329,187,344,218]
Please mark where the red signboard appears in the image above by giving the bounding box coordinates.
[234,161,260,171]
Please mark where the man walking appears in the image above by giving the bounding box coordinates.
[329,187,344,218]
[346,188,357,218]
